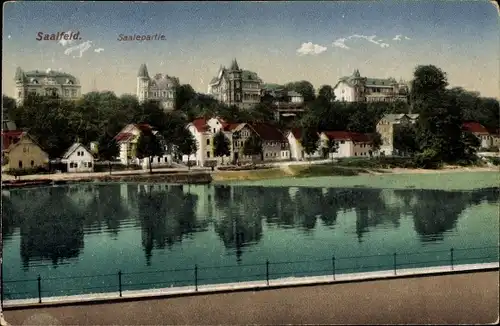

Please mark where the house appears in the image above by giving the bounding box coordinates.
[207,59,263,110]
[286,128,322,161]
[61,142,95,173]
[114,123,172,169]
[248,123,290,161]
[376,113,419,156]
[230,123,257,163]
[462,122,496,149]
[333,69,409,103]
[320,131,373,158]
[185,117,236,166]
[1,130,49,171]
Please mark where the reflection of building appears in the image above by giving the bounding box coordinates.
[1,130,49,171]
[376,113,419,156]
[333,70,409,103]
[207,59,263,109]
[137,64,179,111]
[14,67,81,105]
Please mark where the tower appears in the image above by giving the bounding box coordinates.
[137,63,150,103]
[14,67,26,105]
[227,59,242,104]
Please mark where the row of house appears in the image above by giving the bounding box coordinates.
[3,114,499,174]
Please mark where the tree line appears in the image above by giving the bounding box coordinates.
[3,64,499,169]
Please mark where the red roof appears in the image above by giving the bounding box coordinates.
[289,128,302,139]
[114,132,135,142]
[1,130,24,150]
[249,123,286,141]
[462,122,490,134]
[322,131,371,143]
[191,118,209,132]
[224,123,241,131]
[135,124,152,132]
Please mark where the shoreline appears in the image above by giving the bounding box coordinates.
[1,165,498,190]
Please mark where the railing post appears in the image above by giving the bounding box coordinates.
[450,248,454,271]
[118,271,122,297]
[37,275,42,303]
[393,253,397,276]
[332,255,336,280]
[266,260,269,286]
[194,264,198,292]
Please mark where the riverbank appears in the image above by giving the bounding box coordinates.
[214,166,499,190]
[1,170,212,189]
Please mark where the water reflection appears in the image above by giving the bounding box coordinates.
[2,184,498,266]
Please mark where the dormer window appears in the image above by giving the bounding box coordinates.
[31,78,38,84]
[66,79,73,85]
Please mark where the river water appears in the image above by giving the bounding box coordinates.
[2,179,499,300]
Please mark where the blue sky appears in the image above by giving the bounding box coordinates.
[3,1,499,98]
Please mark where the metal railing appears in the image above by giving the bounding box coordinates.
[2,245,498,306]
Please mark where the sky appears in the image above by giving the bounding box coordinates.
[2,1,499,99]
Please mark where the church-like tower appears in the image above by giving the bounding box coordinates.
[14,67,27,105]
[137,63,150,103]
[227,59,242,104]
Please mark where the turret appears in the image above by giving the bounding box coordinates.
[137,64,150,103]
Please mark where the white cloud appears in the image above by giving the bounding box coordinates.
[7,35,11,39]
[333,34,390,50]
[58,31,75,47]
[332,38,350,49]
[94,48,104,53]
[393,34,411,41]
[64,40,93,58]
[296,42,327,56]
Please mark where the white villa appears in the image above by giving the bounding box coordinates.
[61,142,95,173]
[333,69,409,103]
[114,123,172,169]
[185,117,236,166]
[319,131,374,158]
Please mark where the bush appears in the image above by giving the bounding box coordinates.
[487,157,500,166]
[412,149,442,169]
[7,166,49,176]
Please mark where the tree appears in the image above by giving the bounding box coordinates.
[317,85,335,103]
[174,84,197,111]
[393,124,418,156]
[136,131,164,173]
[213,130,230,164]
[410,65,448,113]
[97,131,119,174]
[176,128,198,169]
[284,81,316,103]
[369,132,382,156]
[242,134,263,162]
[323,138,338,161]
[301,127,319,160]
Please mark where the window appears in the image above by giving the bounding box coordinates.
[30,160,34,167]
[18,91,21,98]
[18,160,22,168]
[265,153,268,157]
[64,89,70,97]
[23,147,28,153]
[355,153,357,156]
[88,162,92,168]
[341,140,345,144]
[206,152,210,158]
[83,162,87,167]
[213,128,216,133]
[157,157,161,163]
[165,157,168,162]
[72,89,77,97]
[206,139,210,145]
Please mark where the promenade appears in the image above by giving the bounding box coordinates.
[3,270,498,325]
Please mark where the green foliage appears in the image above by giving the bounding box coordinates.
[243,134,263,156]
[7,167,49,177]
[97,132,119,161]
[176,128,198,168]
[369,132,382,152]
[394,124,418,156]
[317,85,335,102]
[136,131,164,173]
[323,138,338,159]
[213,130,230,159]
[301,127,319,156]
[284,80,316,103]
[413,149,441,169]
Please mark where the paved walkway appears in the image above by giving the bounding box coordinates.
[3,271,498,325]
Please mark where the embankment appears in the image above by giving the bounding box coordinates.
[2,171,212,189]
